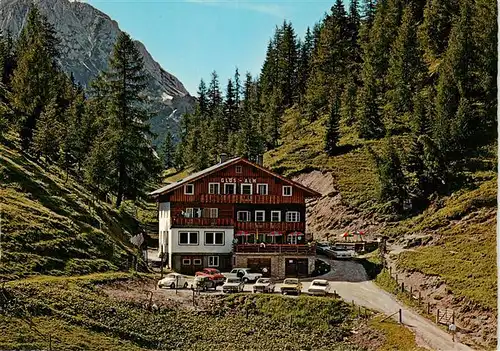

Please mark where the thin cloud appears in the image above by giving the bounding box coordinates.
[185,0,286,17]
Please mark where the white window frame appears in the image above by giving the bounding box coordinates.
[182,258,191,265]
[237,211,251,222]
[271,211,281,222]
[255,210,265,222]
[179,231,199,245]
[282,186,293,197]
[224,183,236,195]
[208,182,220,194]
[193,258,202,266]
[285,211,300,222]
[208,256,220,267]
[184,184,194,195]
[241,183,253,195]
[235,165,243,173]
[257,183,268,195]
[205,231,224,246]
[185,208,194,218]
[209,208,218,218]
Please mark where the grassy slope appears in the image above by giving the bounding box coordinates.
[0,133,142,279]
[265,111,497,311]
[0,273,424,351]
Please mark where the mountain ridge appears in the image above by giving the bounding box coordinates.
[0,0,195,144]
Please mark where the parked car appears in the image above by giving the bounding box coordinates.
[222,277,245,293]
[280,278,302,295]
[192,275,216,291]
[195,268,225,286]
[157,273,188,289]
[333,250,356,259]
[253,278,275,293]
[223,268,262,283]
[307,279,331,296]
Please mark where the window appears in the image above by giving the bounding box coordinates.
[193,258,202,265]
[283,186,292,196]
[224,183,236,194]
[271,211,281,222]
[179,231,199,245]
[237,211,251,222]
[185,208,194,218]
[202,208,218,218]
[285,211,300,222]
[208,256,219,267]
[184,184,194,195]
[241,184,253,195]
[255,210,265,222]
[257,183,268,195]
[236,165,242,173]
[209,183,220,194]
[182,259,191,265]
[205,232,224,245]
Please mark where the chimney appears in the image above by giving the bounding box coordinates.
[219,153,228,163]
[256,154,263,166]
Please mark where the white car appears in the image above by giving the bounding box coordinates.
[157,273,188,289]
[222,278,244,293]
[223,268,262,283]
[307,279,331,296]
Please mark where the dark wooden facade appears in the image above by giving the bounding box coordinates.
[158,160,317,238]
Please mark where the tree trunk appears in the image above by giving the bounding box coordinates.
[115,159,125,208]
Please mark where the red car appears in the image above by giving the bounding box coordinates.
[195,268,225,286]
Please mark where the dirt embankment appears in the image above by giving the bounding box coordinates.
[385,252,497,350]
[293,171,383,241]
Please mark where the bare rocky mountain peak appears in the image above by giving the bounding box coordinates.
[0,0,194,144]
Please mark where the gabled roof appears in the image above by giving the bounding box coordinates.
[149,157,321,198]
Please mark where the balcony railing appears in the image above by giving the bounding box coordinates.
[171,218,305,232]
[172,217,234,227]
[234,244,316,255]
[198,194,303,204]
[236,221,305,232]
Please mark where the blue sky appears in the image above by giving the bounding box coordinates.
[86,0,334,95]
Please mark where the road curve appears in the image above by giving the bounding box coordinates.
[320,258,474,351]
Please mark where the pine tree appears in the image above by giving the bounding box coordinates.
[340,75,357,127]
[84,133,114,197]
[369,137,408,211]
[161,129,175,169]
[224,78,238,133]
[325,95,341,156]
[433,0,476,164]
[419,0,459,62]
[384,4,426,133]
[196,79,209,115]
[105,32,159,207]
[357,62,384,139]
[10,6,59,150]
[297,27,313,101]
[208,71,223,115]
[32,97,61,162]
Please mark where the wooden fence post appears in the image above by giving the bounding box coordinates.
[395,274,398,284]
[418,291,421,305]
[389,266,392,275]
[398,309,402,324]
[358,306,361,317]
[401,282,405,293]
[410,286,413,296]
[436,309,439,324]
[427,302,430,315]
[452,310,455,324]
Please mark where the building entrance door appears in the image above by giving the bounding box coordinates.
[285,258,308,277]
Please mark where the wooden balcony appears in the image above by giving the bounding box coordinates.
[234,244,316,255]
[236,221,305,232]
[172,217,234,227]
[171,217,306,232]
[199,194,304,204]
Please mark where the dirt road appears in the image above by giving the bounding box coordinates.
[321,258,474,351]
